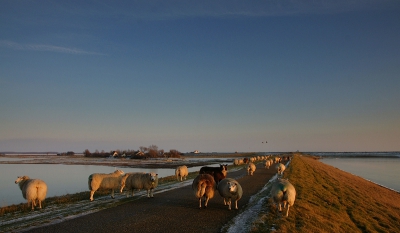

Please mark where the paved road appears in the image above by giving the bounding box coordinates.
[27,163,276,233]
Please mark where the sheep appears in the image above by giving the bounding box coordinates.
[233,159,240,166]
[217,178,243,210]
[247,162,256,176]
[276,163,286,175]
[265,159,272,169]
[88,169,124,201]
[120,172,158,198]
[199,164,228,184]
[233,159,244,166]
[175,165,188,182]
[270,178,296,217]
[192,174,216,209]
[15,176,47,210]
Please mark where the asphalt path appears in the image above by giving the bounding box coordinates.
[27,163,276,233]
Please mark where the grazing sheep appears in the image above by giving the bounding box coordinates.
[120,172,158,198]
[192,174,216,209]
[88,170,124,201]
[175,165,188,182]
[270,178,296,217]
[276,163,286,175]
[15,176,47,210]
[247,162,256,176]
[217,178,243,210]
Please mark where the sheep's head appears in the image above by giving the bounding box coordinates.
[220,164,228,171]
[227,182,237,193]
[149,173,158,181]
[15,176,29,184]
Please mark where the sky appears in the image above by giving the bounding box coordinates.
[1,0,400,153]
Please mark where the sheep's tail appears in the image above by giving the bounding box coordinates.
[196,180,207,198]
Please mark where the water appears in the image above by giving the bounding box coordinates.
[0,160,218,207]
[321,157,400,192]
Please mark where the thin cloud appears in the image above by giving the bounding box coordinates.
[0,40,105,55]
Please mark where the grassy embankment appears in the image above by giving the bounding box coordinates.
[252,154,400,232]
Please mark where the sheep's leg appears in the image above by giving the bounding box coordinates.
[227,198,232,210]
[150,188,154,198]
[38,200,42,209]
[223,198,227,206]
[278,203,282,212]
[285,205,290,217]
[198,198,202,209]
[29,200,34,210]
[234,199,238,210]
[111,189,115,199]
[204,196,209,208]
[90,191,95,201]
[146,189,150,198]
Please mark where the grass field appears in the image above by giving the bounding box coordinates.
[251,154,400,232]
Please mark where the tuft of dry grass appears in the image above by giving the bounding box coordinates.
[252,154,400,233]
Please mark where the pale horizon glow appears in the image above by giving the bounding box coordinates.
[1,1,399,153]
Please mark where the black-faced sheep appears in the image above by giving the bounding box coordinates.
[275,163,286,175]
[199,164,228,184]
[175,165,188,182]
[15,176,47,210]
[217,178,243,210]
[192,174,216,209]
[88,169,124,201]
[247,162,256,176]
[270,178,296,217]
[120,172,158,198]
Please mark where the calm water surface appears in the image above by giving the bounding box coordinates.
[321,157,400,192]
[0,159,222,207]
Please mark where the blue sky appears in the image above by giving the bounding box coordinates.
[1,1,400,153]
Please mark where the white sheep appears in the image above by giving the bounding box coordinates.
[270,178,296,217]
[265,159,272,169]
[276,163,286,175]
[192,174,216,209]
[175,165,188,181]
[120,172,158,198]
[217,178,243,210]
[247,162,256,176]
[233,159,239,166]
[15,176,47,210]
[88,169,125,201]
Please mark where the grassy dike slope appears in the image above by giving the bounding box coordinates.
[252,154,400,233]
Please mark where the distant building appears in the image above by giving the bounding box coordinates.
[193,150,200,154]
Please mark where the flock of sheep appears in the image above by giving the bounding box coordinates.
[14,155,296,217]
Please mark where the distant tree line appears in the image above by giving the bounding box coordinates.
[83,145,182,159]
